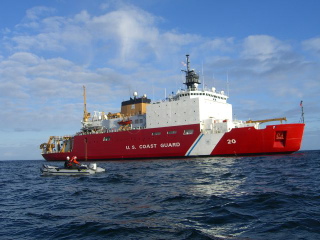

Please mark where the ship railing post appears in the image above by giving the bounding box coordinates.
[84,137,88,161]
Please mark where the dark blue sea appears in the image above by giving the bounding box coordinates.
[1,151,320,240]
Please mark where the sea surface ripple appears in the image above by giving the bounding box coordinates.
[1,150,320,240]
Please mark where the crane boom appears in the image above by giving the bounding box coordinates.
[246,117,287,124]
[83,86,90,122]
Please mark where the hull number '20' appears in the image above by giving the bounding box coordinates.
[227,139,236,144]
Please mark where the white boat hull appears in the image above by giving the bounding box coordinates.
[40,164,105,176]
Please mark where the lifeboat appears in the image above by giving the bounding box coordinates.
[118,119,132,125]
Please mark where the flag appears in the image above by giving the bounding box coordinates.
[300,100,303,107]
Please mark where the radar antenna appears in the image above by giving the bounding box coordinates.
[182,54,200,91]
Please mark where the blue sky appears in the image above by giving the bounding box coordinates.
[0,0,319,160]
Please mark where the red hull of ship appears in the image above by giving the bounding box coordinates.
[42,123,305,161]
[211,123,304,156]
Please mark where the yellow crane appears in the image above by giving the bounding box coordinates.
[39,136,54,153]
[83,86,91,122]
[60,136,72,153]
[246,117,287,124]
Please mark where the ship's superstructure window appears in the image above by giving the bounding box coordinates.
[183,129,194,135]
[103,137,111,141]
[152,132,161,136]
[167,130,177,135]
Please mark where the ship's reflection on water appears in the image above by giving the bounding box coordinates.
[97,157,250,239]
[187,157,247,197]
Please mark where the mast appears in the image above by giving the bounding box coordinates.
[83,86,89,122]
[300,100,304,123]
[182,54,201,91]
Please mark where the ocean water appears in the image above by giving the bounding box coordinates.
[1,151,320,240]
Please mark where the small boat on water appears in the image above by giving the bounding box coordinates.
[40,163,105,176]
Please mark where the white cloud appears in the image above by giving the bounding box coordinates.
[11,32,66,51]
[242,35,291,61]
[0,81,29,99]
[8,52,40,65]
[302,37,320,55]
[16,6,56,29]
[5,5,203,68]
[1,27,11,35]
[199,37,234,52]
[25,6,55,20]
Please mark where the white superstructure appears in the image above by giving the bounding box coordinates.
[146,89,232,129]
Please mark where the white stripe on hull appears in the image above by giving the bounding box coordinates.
[186,132,224,156]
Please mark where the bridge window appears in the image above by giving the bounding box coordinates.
[103,137,111,141]
[183,129,194,135]
[152,132,161,136]
[167,130,177,135]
